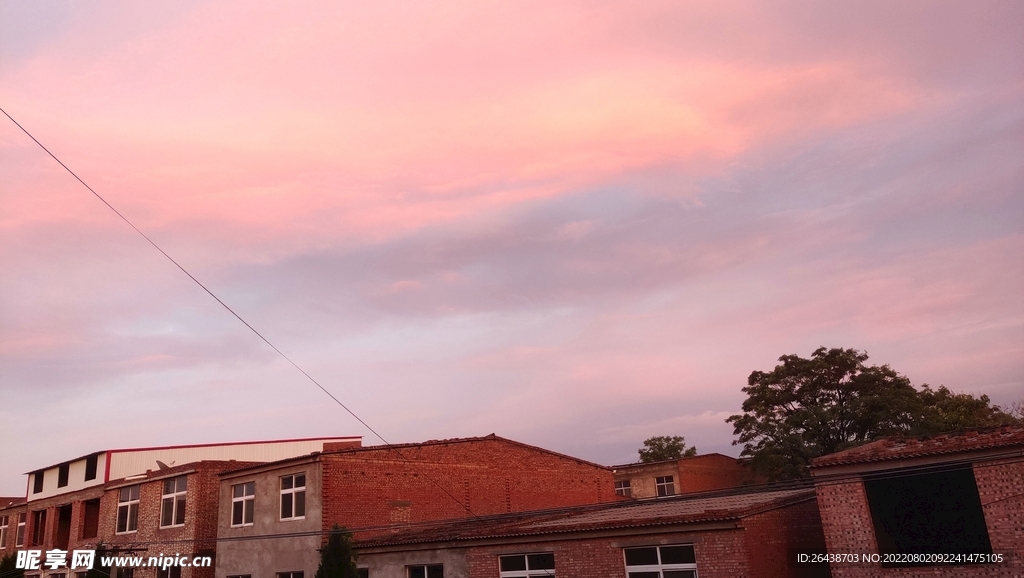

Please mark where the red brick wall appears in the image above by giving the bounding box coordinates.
[814,460,1024,578]
[321,438,614,535]
[675,454,755,493]
[464,530,751,578]
[741,498,831,578]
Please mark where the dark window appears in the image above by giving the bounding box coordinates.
[30,510,46,546]
[58,464,70,488]
[33,471,44,494]
[160,475,187,527]
[357,570,369,578]
[407,565,443,578]
[116,485,140,533]
[500,553,554,576]
[280,474,306,520]
[115,568,134,578]
[865,467,991,565]
[624,545,696,578]
[85,455,98,482]
[655,476,675,497]
[614,480,632,497]
[82,499,100,539]
[276,573,303,578]
[157,567,182,578]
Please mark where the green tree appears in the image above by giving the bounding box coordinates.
[315,525,359,578]
[916,385,1020,434]
[727,347,1020,480]
[638,435,697,462]
[1,553,26,578]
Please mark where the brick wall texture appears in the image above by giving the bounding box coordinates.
[321,437,615,536]
[814,458,1024,577]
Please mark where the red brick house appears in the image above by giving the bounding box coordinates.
[8,437,358,578]
[216,434,618,578]
[611,453,755,498]
[811,425,1024,577]
[353,485,831,578]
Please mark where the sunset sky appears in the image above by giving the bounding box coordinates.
[1,1,1022,495]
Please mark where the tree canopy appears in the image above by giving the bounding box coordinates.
[315,525,359,578]
[638,435,697,462]
[727,347,1020,480]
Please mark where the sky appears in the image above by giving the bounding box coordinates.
[1,1,1022,495]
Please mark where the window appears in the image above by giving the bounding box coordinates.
[116,485,140,533]
[655,476,675,497]
[30,510,46,546]
[115,568,134,578]
[82,499,100,539]
[76,572,88,578]
[407,566,443,578]
[277,572,303,578]
[623,544,697,578]
[357,569,369,578]
[157,567,182,578]
[85,455,98,482]
[232,482,256,527]
[161,475,187,528]
[865,467,991,565]
[58,464,70,488]
[614,480,632,497]
[499,553,554,577]
[227,575,251,578]
[0,515,7,549]
[52,573,67,578]
[280,474,306,520]
[15,513,26,547]
[33,471,44,494]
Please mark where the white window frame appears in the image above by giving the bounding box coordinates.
[655,475,675,497]
[231,481,256,527]
[623,544,697,578]
[614,480,632,497]
[406,565,443,578]
[160,475,187,528]
[276,572,303,578]
[15,512,26,547]
[116,485,140,534]
[499,553,555,577]
[0,514,8,549]
[280,474,306,521]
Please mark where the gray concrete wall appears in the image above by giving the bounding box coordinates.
[216,460,322,578]
[357,548,469,578]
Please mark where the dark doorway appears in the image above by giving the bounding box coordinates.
[82,499,100,539]
[56,504,72,550]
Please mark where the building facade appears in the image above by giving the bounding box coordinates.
[611,453,753,499]
[215,435,618,578]
[354,485,831,578]
[811,425,1024,577]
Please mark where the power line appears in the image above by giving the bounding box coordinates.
[0,105,478,514]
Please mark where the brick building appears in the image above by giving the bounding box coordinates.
[215,434,618,578]
[611,453,754,499]
[353,484,831,578]
[0,497,27,553]
[7,437,358,578]
[811,425,1024,577]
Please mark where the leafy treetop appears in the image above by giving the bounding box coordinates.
[639,435,697,462]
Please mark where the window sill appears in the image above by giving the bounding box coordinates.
[279,517,306,522]
[158,524,186,530]
[229,524,254,528]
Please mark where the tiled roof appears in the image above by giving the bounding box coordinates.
[812,425,1024,468]
[356,485,815,548]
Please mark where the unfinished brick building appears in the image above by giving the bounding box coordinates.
[215,434,618,578]
[9,437,358,578]
[811,425,1024,577]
